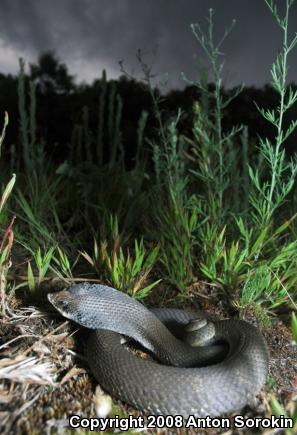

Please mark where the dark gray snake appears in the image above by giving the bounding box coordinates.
[48,283,269,417]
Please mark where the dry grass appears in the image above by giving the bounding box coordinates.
[0,293,77,434]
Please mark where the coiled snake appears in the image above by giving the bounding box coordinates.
[48,283,269,417]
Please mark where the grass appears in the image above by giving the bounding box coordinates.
[1,2,296,312]
[189,0,297,310]
[7,1,297,311]
[0,0,295,314]
[81,237,161,298]
[0,0,297,432]
[0,112,16,314]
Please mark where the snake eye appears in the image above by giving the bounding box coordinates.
[60,300,69,309]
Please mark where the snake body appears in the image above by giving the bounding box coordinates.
[48,283,269,417]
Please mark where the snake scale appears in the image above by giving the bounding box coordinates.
[48,283,269,417]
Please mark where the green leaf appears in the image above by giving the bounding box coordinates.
[134,279,162,299]
[27,261,35,292]
[0,173,16,213]
[0,111,9,156]
[34,248,42,270]
[270,396,287,417]
[250,226,269,255]
[0,245,8,266]
[42,246,56,277]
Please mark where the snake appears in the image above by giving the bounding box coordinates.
[48,283,269,417]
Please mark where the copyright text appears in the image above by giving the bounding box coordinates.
[69,414,293,431]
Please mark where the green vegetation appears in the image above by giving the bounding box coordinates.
[0,112,15,313]
[269,396,297,435]
[0,0,296,318]
[81,236,161,298]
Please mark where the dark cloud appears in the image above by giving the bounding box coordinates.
[0,0,296,89]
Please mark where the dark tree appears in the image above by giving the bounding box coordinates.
[30,51,75,95]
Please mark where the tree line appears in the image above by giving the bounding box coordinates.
[0,51,296,166]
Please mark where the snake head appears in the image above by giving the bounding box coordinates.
[47,289,79,321]
[48,283,97,318]
[47,283,129,329]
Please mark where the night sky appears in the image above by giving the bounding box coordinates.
[0,0,296,89]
